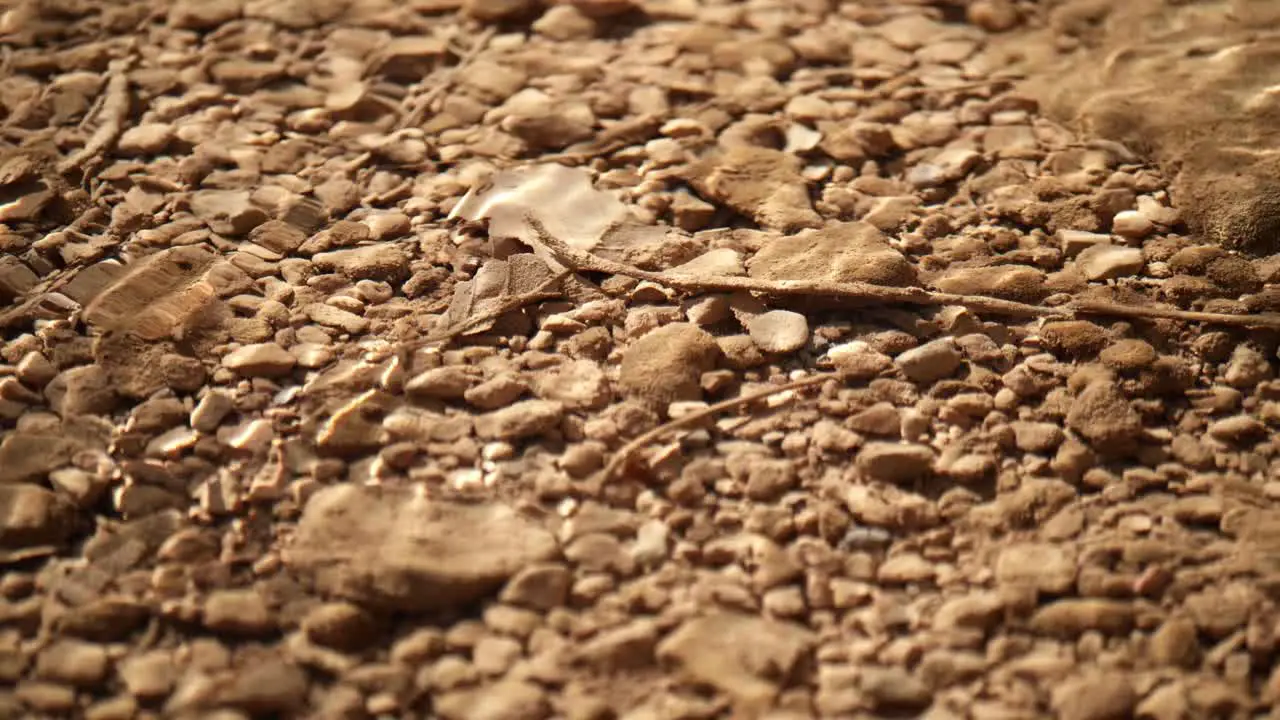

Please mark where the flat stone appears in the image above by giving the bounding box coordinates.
[683,294,731,326]
[191,391,235,433]
[45,365,118,416]
[1149,617,1201,668]
[474,399,565,441]
[1207,414,1266,444]
[474,635,522,675]
[657,612,814,713]
[822,121,895,164]
[1057,229,1112,257]
[0,433,83,483]
[465,374,529,410]
[1112,210,1154,239]
[222,343,296,378]
[862,195,919,232]
[1136,683,1191,720]
[983,124,1038,157]
[1029,599,1134,638]
[116,123,174,155]
[1075,243,1145,280]
[203,589,275,636]
[533,4,597,40]
[212,654,309,716]
[0,256,39,300]
[312,244,410,281]
[463,0,538,22]
[81,245,217,337]
[302,602,380,652]
[249,220,308,255]
[375,38,450,82]
[315,393,389,457]
[857,442,935,483]
[304,303,368,334]
[0,485,77,553]
[749,221,917,287]
[1100,339,1158,371]
[13,682,75,714]
[849,402,901,437]
[364,212,412,240]
[406,367,478,400]
[933,592,1004,633]
[190,189,268,236]
[532,360,610,409]
[500,563,572,610]
[210,58,285,93]
[13,352,55,387]
[826,341,893,380]
[1185,583,1259,639]
[894,337,961,383]
[995,543,1077,594]
[1009,421,1065,453]
[670,248,745,277]
[35,640,109,687]
[284,484,558,613]
[1051,672,1137,720]
[434,680,550,720]
[877,553,936,585]
[930,264,1048,302]
[55,597,149,644]
[502,93,597,151]
[918,649,987,690]
[685,146,821,232]
[908,147,980,188]
[169,0,243,29]
[573,619,660,672]
[747,310,809,354]
[860,666,933,712]
[1040,320,1108,358]
[119,650,177,700]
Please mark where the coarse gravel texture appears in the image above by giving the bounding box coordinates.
[2,0,1280,719]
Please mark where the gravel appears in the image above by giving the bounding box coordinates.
[0,0,1277,716]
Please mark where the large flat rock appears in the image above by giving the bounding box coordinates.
[988,0,1280,253]
[657,612,815,714]
[283,484,559,613]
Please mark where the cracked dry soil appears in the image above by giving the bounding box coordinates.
[3,0,1280,718]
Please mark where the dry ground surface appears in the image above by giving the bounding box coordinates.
[4,0,1280,718]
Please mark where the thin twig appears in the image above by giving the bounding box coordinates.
[523,215,1280,331]
[597,373,837,483]
[893,78,1016,100]
[429,270,570,345]
[58,58,133,174]
[1071,300,1280,328]
[525,215,1062,318]
[396,269,570,362]
[540,114,665,164]
[399,26,496,131]
[300,271,568,403]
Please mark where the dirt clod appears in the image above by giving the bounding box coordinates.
[285,485,557,613]
[619,322,720,408]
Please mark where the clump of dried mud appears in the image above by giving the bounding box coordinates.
[991,0,1280,253]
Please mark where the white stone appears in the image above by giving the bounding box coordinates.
[1111,210,1154,239]
[222,343,296,377]
[1075,244,1144,281]
[747,310,809,353]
